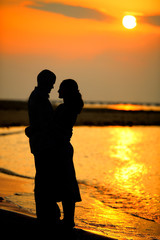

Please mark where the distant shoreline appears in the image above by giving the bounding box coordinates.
[0,100,160,127]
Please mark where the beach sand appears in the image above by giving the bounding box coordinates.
[1,173,160,239]
[0,173,116,239]
[0,100,160,126]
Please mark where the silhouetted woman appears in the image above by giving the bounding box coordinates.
[55,79,84,230]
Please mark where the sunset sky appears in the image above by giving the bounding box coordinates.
[0,0,160,103]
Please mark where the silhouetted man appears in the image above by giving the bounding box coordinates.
[25,70,60,227]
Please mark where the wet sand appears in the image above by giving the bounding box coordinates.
[0,173,116,239]
[1,173,160,239]
[0,173,34,213]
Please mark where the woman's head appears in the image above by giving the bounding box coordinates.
[58,79,78,98]
[58,79,84,113]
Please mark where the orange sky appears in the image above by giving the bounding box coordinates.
[0,0,160,102]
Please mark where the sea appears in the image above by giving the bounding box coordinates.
[0,103,160,239]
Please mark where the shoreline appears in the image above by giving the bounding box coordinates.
[0,209,116,240]
[1,172,160,239]
[0,173,116,239]
[0,124,160,239]
[0,173,35,215]
[0,108,160,127]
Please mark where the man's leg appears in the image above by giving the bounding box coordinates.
[34,152,61,225]
[35,186,61,226]
[62,200,75,229]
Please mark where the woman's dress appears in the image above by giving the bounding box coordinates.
[54,103,81,203]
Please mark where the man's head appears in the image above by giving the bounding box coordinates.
[37,69,56,94]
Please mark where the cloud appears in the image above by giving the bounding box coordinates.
[26,1,113,21]
[142,15,160,26]
[0,0,21,5]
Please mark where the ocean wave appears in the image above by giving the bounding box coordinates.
[80,182,158,224]
[130,213,155,222]
[0,168,34,179]
[0,130,24,137]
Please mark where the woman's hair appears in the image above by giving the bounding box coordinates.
[60,79,84,113]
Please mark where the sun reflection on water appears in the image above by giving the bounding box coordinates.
[115,162,148,191]
[109,127,148,194]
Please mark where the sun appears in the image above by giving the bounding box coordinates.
[122,15,137,29]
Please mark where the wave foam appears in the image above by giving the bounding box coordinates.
[0,168,34,179]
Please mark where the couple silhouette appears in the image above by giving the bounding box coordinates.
[25,69,83,233]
